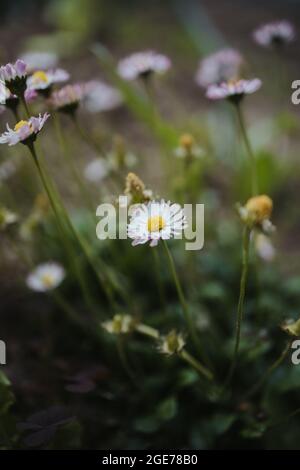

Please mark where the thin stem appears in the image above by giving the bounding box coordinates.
[116,336,139,388]
[244,339,292,399]
[236,103,258,196]
[224,226,251,387]
[135,323,160,339]
[71,114,105,157]
[152,248,167,314]
[162,241,204,358]
[20,94,31,119]
[54,113,96,214]
[179,349,213,381]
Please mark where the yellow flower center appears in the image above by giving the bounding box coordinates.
[147,215,165,232]
[245,195,273,222]
[32,70,48,83]
[41,273,54,288]
[14,120,30,131]
[179,133,194,150]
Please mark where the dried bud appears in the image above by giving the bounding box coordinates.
[281,318,300,337]
[124,172,152,204]
[102,314,136,335]
[159,330,186,356]
[245,195,273,223]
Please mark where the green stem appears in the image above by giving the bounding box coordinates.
[224,226,251,387]
[244,339,292,399]
[135,323,160,339]
[54,113,96,214]
[236,103,258,196]
[179,349,213,381]
[20,94,31,119]
[162,241,204,357]
[152,248,167,314]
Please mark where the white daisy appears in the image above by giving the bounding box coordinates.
[0,60,27,95]
[84,158,110,182]
[27,69,69,91]
[26,262,65,292]
[83,80,122,113]
[118,50,171,80]
[195,48,244,88]
[0,113,49,146]
[127,199,187,247]
[253,20,295,47]
[48,84,84,113]
[206,78,262,102]
[20,52,58,72]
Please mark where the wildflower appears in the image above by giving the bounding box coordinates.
[195,48,244,88]
[255,233,275,262]
[281,318,300,337]
[124,172,152,204]
[27,69,69,94]
[128,199,187,247]
[0,113,49,146]
[108,136,137,171]
[158,330,186,356]
[48,84,84,114]
[26,262,65,292]
[102,314,135,335]
[174,133,204,159]
[253,20,295,48]
[84,158,110,183]
[206,78,262,103]
[20,51,58,72]
[0,59,27,96]
[238,194,275,233]
[83,80,122,113]
[0,82,36,114]
[0,206,18,229]
[118,50,171,80]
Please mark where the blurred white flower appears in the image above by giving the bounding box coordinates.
[255,233,275,262]
[83,80,122,113]
[128,199,187,247]
[0,113,49,146]
[118,50,171,80]
[195,48,243,88]
[48,84,84,113]
[0,159,17,182]
[20,51,58,71]
[102,314,135,335]
[84,158,110,182]
[174,133,204,159]
[206,78,262,102]
[26,262,65,292]
[0,206,18,229]
[253,20,295,47]
[27,69,69,91]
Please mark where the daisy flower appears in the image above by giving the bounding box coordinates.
[26,262,65,292]
[158,330,186,356]
[27,69,69,94]
[118,50,171,80]
[206,78,262,103]
[253,20,295,47]
[48,84,84,114]
[195,48,244,88]
[84,158,110,182]
[127,199,187,247]
[0,113,49,146]
[174,133,204,159]
[83,80,122,113]
[0,59,27,96]
[238,194,275,234]
[20,51,58,72]
[0,82,36,113]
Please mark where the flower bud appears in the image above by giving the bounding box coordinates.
[102,314,136,335]
[159,330,186,356]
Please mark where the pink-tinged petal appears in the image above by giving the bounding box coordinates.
[15,59,27,76]
[25,88,38,102]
